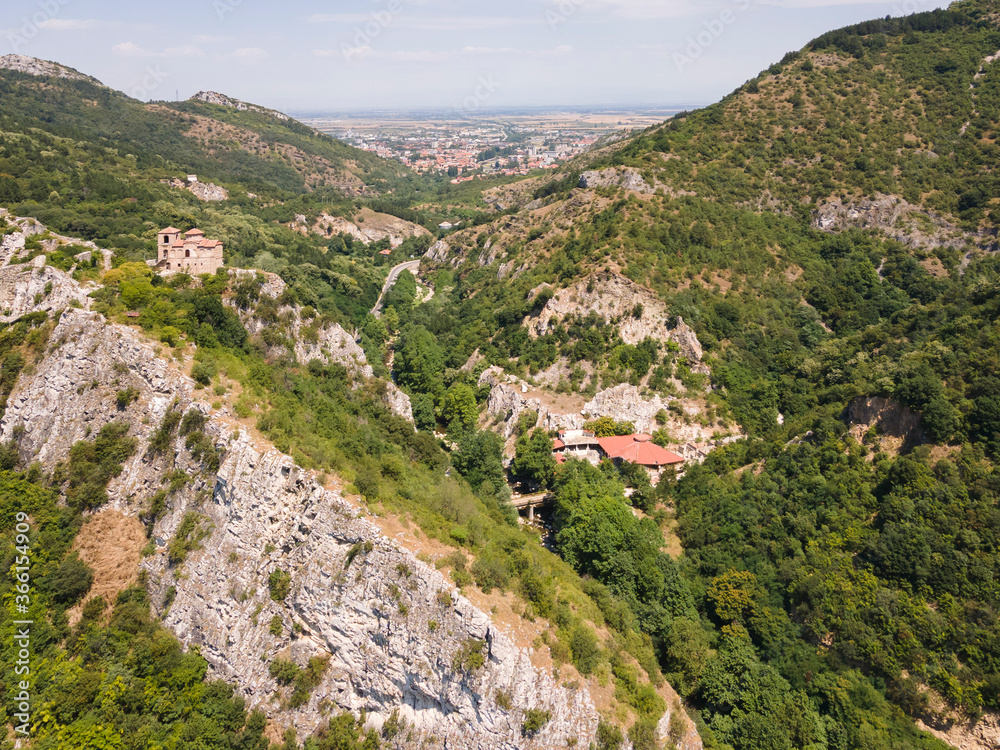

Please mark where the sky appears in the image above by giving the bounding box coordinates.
[1,0,952,113]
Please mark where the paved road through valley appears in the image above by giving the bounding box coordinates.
[371,259,421,316]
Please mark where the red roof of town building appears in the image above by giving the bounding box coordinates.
[554,453,567,464]
[161,226,180,234]
[185,228,205,236]
[553,438,565,450]
[597,434,684,467]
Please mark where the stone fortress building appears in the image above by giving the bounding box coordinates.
[155,227,224,274]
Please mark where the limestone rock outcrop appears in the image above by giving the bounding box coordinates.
[164,177,230,202]
[148,437,600,746]
[0,54,103,85]
[525,272,707,368]
[844,395,924,445]
[0,308,193,470]
[0,265,92,323]
[0,210,112,270]
[813,193,985,252]
[579,167,656,194]
[191,90,290,121]
[0,269,625,749]
[478,366,741,463]
[313,209,430,248]
[228,270,412,423]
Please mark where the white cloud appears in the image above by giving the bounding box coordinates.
[228,47,268,61]
[308,13,375,23]
[112,41,204,58]
[410,16,536,31]
[164,44,203,57]
[547,0,706,20]
[112,42,148,57]
[760,0,905,6]
[38,18,100,31]
[458,46,519,55]
[324,44,575,63]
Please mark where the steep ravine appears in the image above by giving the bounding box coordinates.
[0,260,702,748]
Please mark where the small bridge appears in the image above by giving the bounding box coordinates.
[510,491,553,521]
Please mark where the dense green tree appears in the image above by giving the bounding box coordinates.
[511,429,557,488]
[442,382,478,432]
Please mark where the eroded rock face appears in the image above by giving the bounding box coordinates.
[0,54,102,85]
[164,178,230,202]
[313,210,430,248]
[424,240,456,266]
[813,194,986,252]
[844,396,924,444]
[149,437,601,747]
[229,270,412,424]
[190,90,290,120]
[0,283,618,750]
[0,308,193,468]
[478,367,585,444]
[477,367,739,464]
[0,265,91,323]
[525,272,707,370]
[579,167,655,194]
[0,212,112,270]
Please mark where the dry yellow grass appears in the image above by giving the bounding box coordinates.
[67,510,147,625]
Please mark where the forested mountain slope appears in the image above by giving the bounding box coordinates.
[3,2,1000,749]
[0,59,694,750]
[395,3,1000,749]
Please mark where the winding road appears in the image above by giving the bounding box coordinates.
[371,259,421,316]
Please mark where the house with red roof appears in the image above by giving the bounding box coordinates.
[552,429,684,484]
[155,227,224,275]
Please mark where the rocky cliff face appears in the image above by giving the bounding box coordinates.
[149,437,601,747]
[525,272,706,366]
[0,271,670,749]
[844,395,924,447]
[0,210,112,270]
[0,264,92,324]
[579,167,656,195]
[813,193,991,253]
[229,270,413,424]
[478,367,740,461]
[190,90,290,121]
[311,209,430,248]
[0,54,103,85]
[0,308,192,467]
[164,177,230,202]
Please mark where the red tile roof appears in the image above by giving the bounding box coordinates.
[553,438,565,450]
[161,226,180,234]
[185,228,205,236]
[597,434,684,467]
[379,249,392,255]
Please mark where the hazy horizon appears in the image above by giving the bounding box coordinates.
[3,0,951,111]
